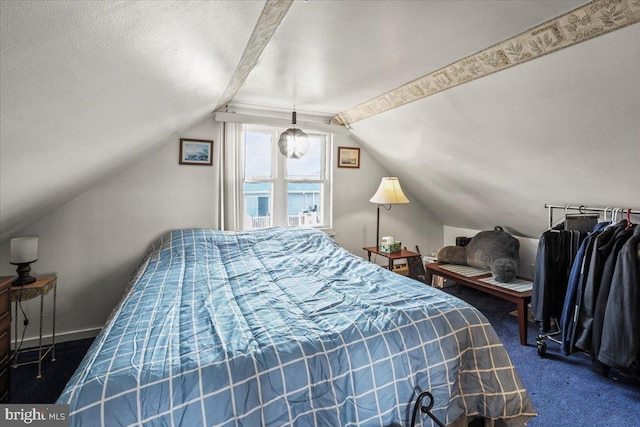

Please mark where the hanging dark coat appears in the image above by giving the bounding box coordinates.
[574,220,628,351]
[597,225,640,373]
[560,222,609,355]
[590,225,635,373]
[532,226,568,331]
[532,225,584,332]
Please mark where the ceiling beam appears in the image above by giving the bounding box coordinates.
[334,0,640,125]
[214,0,294,112]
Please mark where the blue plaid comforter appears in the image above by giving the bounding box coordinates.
[58,228,535,426]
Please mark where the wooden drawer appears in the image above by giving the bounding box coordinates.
[0,366,8,402]
[0,311,9,332]
[0,330,8,363]
[0,277,13,403]
[0,286,8,319]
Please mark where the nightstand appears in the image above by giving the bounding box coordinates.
[11,276,57,379]
[0,276,13,402]
[363,247,426,282]
[363,246,421,270]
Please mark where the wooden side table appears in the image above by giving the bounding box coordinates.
[11,276,57,379]
[363,246,422,270]
[363,247,425,282]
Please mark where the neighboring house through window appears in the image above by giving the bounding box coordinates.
[240,124,332,230]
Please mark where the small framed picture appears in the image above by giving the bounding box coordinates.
[337,146,360,168]
[179,138,213,166]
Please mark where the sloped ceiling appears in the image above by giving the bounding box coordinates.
[2,0,638,240]
[0,0,263,238]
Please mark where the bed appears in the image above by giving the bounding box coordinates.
[57,227,536,426]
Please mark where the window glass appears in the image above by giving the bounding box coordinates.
[287,135,324,179]
[244,129,272,179]
[243,182,272,230]
[239,124,331,230]
[287,183,322,227]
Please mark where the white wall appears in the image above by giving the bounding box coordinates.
[0,118,443,345]
[351,24,640,240]
[0,116,221,345]
[332,133,442,261]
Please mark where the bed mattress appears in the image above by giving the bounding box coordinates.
[57,227,535,426]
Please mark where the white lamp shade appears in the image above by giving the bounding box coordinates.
[278,110,310,159]
[370,177,410,204]
[10,236,38,264]
[278,128,310,159]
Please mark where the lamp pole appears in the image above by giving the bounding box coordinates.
[376,204,381,250]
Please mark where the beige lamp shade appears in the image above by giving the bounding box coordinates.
[369,177,410,205]
[10,236,39,264]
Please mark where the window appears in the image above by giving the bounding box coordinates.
[240,124,332,230]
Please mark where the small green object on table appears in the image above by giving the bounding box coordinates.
[379,241,401,253]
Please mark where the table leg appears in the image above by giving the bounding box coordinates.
[52,281,56,362]
[367,251,372,262]
[517,298,528,346]
[12,301,18,367]
[425,269,433,286]
[37,294,43,379]
[388,259,393,270]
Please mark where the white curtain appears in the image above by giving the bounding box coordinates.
[218,122,243,231]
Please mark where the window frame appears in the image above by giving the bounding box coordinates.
[239,123,333,230]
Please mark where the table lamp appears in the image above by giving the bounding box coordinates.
[10,236,38,286]
[369,177,410,248]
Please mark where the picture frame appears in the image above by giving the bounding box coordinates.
[337,146,360,168]
[179,138,213,166]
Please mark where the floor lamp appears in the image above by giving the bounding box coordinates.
[369,177,410,249]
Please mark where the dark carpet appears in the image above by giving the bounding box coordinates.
[443,286,640,427]
[10,338,94,404]
[8,288,640,426]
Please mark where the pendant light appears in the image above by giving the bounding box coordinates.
[278,110,309,159]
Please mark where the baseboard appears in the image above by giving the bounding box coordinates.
[13,327,102,349]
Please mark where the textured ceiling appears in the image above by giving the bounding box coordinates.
[2,0,638,240]
[1,0,263,238]
[234,0,587,114]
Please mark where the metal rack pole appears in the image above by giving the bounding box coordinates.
[544,204,639,215]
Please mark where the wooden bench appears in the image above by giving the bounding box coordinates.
[425,262,533,346]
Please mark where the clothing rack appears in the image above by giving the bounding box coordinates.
[536,203,638,358]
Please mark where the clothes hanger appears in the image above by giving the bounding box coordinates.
[605,208,618,229]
